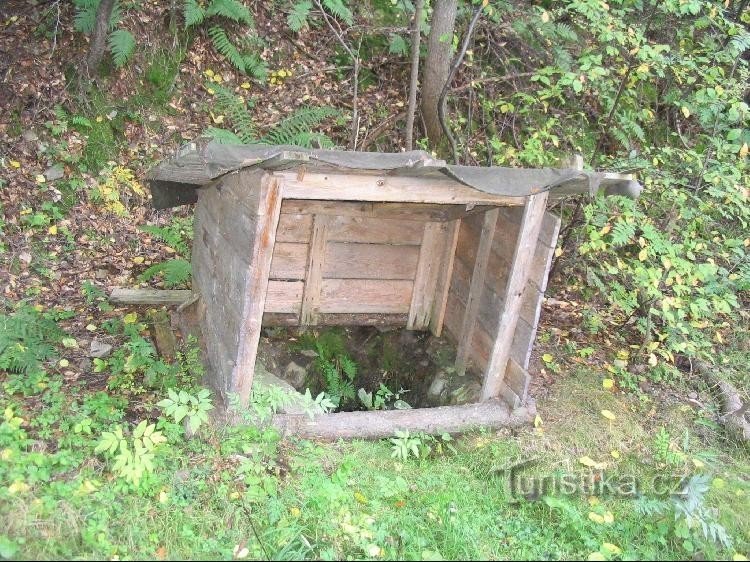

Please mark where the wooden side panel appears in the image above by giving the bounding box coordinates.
[408,222,445,330]
[320,279,413,314]
[324,243,420,280]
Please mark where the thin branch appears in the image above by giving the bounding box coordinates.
[438,2,485,164]
[405,0,424,150]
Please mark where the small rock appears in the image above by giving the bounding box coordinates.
[79,358,92,373]
[428,371,447,398]
[688,391,698,400]
[282,361,307,390]
[299,349,318,358]
[89,339,113,358]
[419,359,429,367]
[22,130,38,142]
[44,164,64,182]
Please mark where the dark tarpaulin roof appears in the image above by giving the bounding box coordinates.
[147,141,642,209]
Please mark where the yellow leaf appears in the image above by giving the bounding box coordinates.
[290,507,301,517]
[204,68,215,77]
[96,115,104,122]
[534,415,543,428]
[8,479,30,494]
[733,555,748,561]
[211,113,225,124]
[541,10,550,22]
[554,247,563,257]
[601,410,616,421]
[86,324,97,331]
[681,106,690,118]
[602,379,615,390]
[602,511,614,524]
[692,458,705,469]
[739,143,748,159]
[589,512,605,524]
[366,544,382,557]
[638,248,648,261]
[602,542,622,554]
[579,456,607,469]
[132,256,145,264]
[48,225,57,235]
[240,82,251,89]
[542,353,554,363]
[712,478,725,489]
[611,450,620,459]
[600,224,611,235]
[715,331,724,344]
[587,553,606,561]
[159,490,169,503]
[123,312,138,324]
[637,63,649,73]
[0,448,12,461]
[59,359,69,367]
[10,160,20,168]
[354,491,368,504]
[648,353,658,367]
[35,174,46,184]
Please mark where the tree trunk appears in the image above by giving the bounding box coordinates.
[405,0,424,151]
[421,0,457,149]
[86,0,116,76]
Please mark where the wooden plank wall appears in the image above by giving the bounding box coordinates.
[443,207,561,403]
[192,169,277,403]
[264,200,454,329]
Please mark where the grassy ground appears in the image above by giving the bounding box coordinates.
[2,354,748,560]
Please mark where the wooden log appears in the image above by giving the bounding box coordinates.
[147,308,178,362]
[455,208,499,374]
[481,192,549,401]
[271,400,532,440]
[109,288,193,306]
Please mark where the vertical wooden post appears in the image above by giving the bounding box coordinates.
[481,192,549,401]
[232,177,283,405]
[454,208,499,374]
[408,222,445,330]
[300,214,330,325]
[430,218,460,337]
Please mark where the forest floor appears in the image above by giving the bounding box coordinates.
[0,1,748,560]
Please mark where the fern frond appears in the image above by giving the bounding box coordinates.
[242,53,268,81]
[184,0,206,27]
[108,29,136,68]
[322,0,353,24]
[206,0,253,25]
[388,34,408,56]
[208,25,247,73]
[260,106,340,146]
[288,0,312,32]
[211,83,258,143]
[73,0,99,34]
[138,259,192,288]
[206,127,245,144]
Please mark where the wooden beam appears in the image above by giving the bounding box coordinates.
[271,400,532,440]
[430,219,461,337]
[481,192,549,401]
[300,214,330,325]
[232,176,283,405]
[454,209,500,374]
[407,222,444,330]
[277,171,525,206]
[109,287,192,306]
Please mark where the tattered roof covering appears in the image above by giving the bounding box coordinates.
[148,141,641,209]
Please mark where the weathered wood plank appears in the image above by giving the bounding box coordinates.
[481,192,549,401]
[275,213,313,243]
[408,222,444,330]
[265,280,305,314]
[110,288,193,306]
[231,173,283,405]
[280,199,496,222]
[263,312,409,327]
[328,215,424,245]
[272,400,531,440]
[430,219,461,337]
[454,209,499,374]
[505,357,531,403]
[324,242,420,280]
[277,171,525,206]
[300,215,330,324]
[320,279,413,314]
[270,242,309,280]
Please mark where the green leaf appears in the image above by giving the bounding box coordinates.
[288,0,312,32]
[108,29,136,68]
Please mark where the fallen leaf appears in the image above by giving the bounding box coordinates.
[601,410,616,421]
[602,378,615,390]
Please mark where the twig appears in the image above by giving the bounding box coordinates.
[438,2,485,164]
[405,0,424,150]
[360,111,407,151]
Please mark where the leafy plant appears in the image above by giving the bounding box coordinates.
[157,388,214,433]
[358,384,411,411]
[389,430,455,461]
[0,306,63,379]
[138,259,192,288]
[73,0,136,68]
[206,83,340,147]
[94,420,167,486]
[138,216,193,288]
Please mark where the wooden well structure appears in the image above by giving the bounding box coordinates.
[149,143,639,435]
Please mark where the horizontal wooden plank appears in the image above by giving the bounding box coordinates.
[265,280,304,314]
[263,312,409,327]
[324,242,420,280]
[280,199,498,222]
[328,215,424,245]
[277,171,525,206]
[320,279,413,314]
[270,242,308,280]
[109,288,192,306]
[276,213,312,243]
